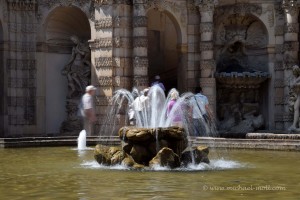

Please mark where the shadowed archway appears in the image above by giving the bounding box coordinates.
[44,6,91,135]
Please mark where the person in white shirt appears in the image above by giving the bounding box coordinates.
[81,85,97,136]
[132,88,150,126]
[192,87,210,136]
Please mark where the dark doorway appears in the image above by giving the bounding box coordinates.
[147,9,179,93]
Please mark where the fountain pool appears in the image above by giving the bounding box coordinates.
[0,147,299,199]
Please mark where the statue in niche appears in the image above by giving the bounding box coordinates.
[288,65,300,132]
[62,35,91,98]
[217,87,264,136]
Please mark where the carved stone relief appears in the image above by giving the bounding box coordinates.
[216,3,262,17]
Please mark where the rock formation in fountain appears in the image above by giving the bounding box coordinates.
[94,126,210,169]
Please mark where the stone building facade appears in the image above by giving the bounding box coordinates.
[0,0,298,137]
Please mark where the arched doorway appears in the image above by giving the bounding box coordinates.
[147,9,180,92]
[0,20,3,137]
[44,6,91,135]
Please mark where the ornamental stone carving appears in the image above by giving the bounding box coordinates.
[134,57,148,68]
[95,57,113,68]
[285,23,299,33]
[134,67,148,76]
[216,3,262,17]
[94,0,113,5]
[7,0,37,10]
[99,77,113,86]
[199,22,214,33]
[133,37,148,48]
[95,18,113,29]
[274,62,284,71]
[133,16,147,27]
[95,96,111,106]
[200,60,216,69]
[133,76,149,86]
[194,0,216,12]
[199,42,214,51]
[91,38,113,49]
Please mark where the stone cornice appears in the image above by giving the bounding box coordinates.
[7,0,37,10]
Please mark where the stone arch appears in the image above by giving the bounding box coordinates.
[146,8,185,92]
[43,6,91,44]
[42,6,91,135]
[146,1,187,44]
[214,13,269,73]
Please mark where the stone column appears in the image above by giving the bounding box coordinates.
[282,0,299,130]
[195,0,216,114]
[132,0,149,90]
[112,1,132,91]
[92,0,115,134]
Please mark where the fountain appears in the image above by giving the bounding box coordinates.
[94,85,214,169]
[77,130,87,150]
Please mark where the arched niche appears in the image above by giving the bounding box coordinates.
[147,9,182,92]
[0,20,3,137]
[215,14,269,73]
[43,6,91,135]
[45,6,91,45]
[214,14,270,134]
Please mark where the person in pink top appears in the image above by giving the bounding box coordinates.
[167,89,182,127]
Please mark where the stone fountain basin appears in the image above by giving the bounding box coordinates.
[94,126,210,169]
[215,71,270,88]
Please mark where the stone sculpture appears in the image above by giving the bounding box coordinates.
[62,35,91,98]
[288,65,300,132]
[60,35,91,135]
[94,126,210,169]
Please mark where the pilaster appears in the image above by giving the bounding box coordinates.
[195,0,217,114]
[132,0,148,90]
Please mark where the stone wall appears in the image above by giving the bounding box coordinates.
[0,0,299,137]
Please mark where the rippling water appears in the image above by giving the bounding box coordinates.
[0,147,299,200]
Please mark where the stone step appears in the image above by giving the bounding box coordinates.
[1,135,300,150]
